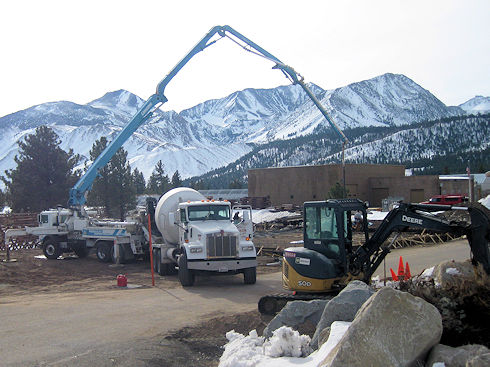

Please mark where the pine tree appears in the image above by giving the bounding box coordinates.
[147,160,170,194]
[86,137,111,214]
[1,125,80,212]
[86,137,135,219]
[229,179,244,189]
[132,168,146,195]
[327,182,349,199]
[108,148,135,220]
[171,170,182,189]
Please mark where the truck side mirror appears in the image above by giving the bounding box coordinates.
[168,212,176,225]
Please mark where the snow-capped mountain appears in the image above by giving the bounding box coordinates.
[459,96,490,114]
[0,73,478,185]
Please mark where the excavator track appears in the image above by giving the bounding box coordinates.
[258,292,338,315]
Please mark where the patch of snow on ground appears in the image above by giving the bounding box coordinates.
[371,275,398,289]
[479,194,490,210]
[446,267,460,276]
[218,323,351,367]
[367,211,388,221]
[252,209,298,224]
[420,266,435,279]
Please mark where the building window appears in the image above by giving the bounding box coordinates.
[290,195,294,199]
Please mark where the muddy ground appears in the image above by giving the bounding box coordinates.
[0,236,286,367]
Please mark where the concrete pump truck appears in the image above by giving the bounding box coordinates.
[5,25,349,286]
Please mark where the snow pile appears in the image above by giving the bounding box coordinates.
[263,327,311,358]
[367,210,388,221]
[478,194,490,209]
[252,209,298,224]
[219,323,351,367]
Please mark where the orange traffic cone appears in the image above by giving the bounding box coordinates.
[397,256,405,279]
[390,268,399,281]
[396,256,405,279]
[405,262,412,279]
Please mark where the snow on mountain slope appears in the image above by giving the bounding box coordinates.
[0,73,470,186]
[459,96,490,113]
[181,73,463,143]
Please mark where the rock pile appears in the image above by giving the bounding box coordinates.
[219,260,490,367]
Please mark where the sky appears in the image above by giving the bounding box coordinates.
[1,0,489,118]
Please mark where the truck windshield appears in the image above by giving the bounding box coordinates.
[188,205,230,221]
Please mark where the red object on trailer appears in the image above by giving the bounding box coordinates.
[117,274,127,287]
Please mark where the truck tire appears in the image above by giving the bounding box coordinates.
[96,242,111,263]
[243,267,257,284]
[161,262,177,276]
[152,249,159,273]
[178,253,194,287]
[43,240,61,260]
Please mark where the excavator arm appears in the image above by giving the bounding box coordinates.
[68,25,347,208]
[351,203,490,280]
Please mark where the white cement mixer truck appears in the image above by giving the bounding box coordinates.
[148,188,257,286]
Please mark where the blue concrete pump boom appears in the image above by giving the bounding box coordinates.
[68,25,348,208]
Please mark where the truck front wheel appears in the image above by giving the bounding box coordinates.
[43,240,61,260]
[178,253,194,287]
[243,267,257,284]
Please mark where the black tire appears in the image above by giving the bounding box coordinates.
[160,262,176,276]
[258,296,278,315]
[43,239,61,260]
[96,242,111,263]
[243,267,257,284]
[178,252,194,287]
[152,249,159,273]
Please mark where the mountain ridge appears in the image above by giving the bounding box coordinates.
[0,73,485,187]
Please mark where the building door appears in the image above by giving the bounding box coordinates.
[410,189,425,203]
[371,188,389,207]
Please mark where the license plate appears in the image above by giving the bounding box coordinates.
[218,267,229,272]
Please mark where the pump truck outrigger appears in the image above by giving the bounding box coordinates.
[258,199,490,315]
[5,26,349,286]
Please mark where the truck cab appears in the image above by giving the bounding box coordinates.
[421,195,468,206]
[176,200,256,261]
[38,209,71,228]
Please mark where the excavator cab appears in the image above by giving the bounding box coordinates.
[282,199,369,293]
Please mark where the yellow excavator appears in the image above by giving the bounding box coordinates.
[258,199,490,314]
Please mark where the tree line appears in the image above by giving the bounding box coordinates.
[0,126,184,219]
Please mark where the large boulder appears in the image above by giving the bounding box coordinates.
[263,299,328,339]
[311,280,374,350]
[321,287,442,367]
[426,344,490,367]
[432,260,477,289]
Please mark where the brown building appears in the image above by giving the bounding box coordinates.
[248,164,441,207]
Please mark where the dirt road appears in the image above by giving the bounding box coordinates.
[1,271,281,366]
[373,238,473,278]
[0,238,475,366]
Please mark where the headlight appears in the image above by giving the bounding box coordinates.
[241,245,255,252]
[190,247,203,253]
